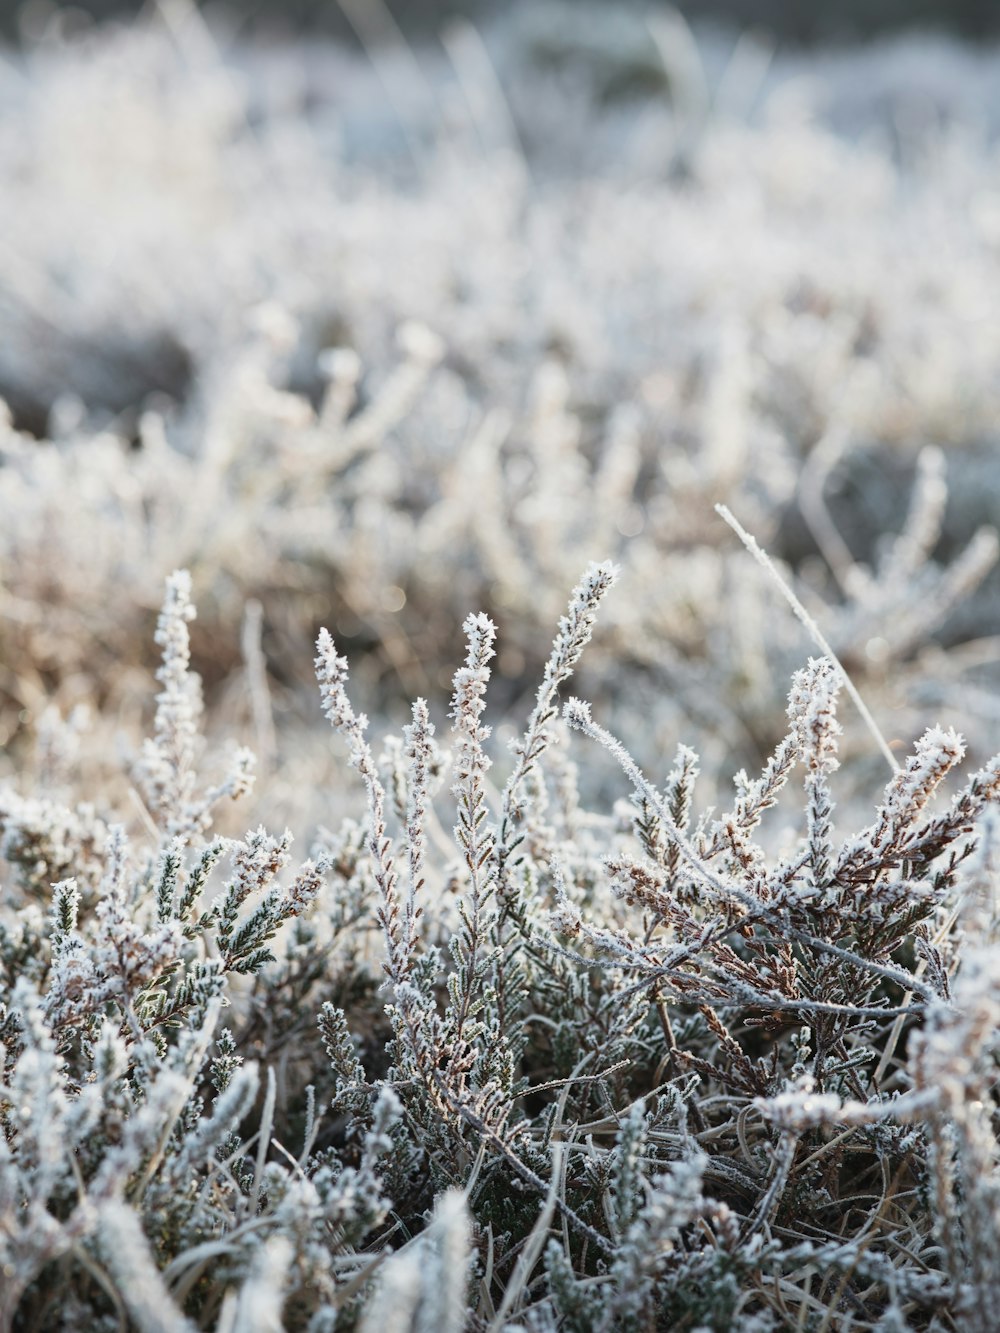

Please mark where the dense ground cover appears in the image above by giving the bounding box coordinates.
[3,5,1000,1328]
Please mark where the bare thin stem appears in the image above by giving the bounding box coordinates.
[715,504,898,774]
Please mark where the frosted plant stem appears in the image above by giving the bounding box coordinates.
[564,700,935,1004]
[715,504,899,774]
[487,1144,563,1328]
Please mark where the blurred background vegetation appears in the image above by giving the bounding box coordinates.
[3,0,999,816]
[2,0,1000,44]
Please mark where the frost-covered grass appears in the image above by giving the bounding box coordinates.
[4,4,1000,1328]
[4,4,1000,803]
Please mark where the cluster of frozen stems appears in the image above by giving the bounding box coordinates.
[2,561,1000,1331]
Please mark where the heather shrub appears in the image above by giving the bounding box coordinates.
[3,567,1000,1329]
[4,8,1000,1329]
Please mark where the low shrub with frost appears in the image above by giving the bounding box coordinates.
[4,8,1000,1327]
[2,5,1000,809]
[3,565,1000,1330]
